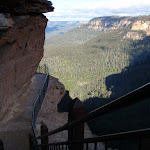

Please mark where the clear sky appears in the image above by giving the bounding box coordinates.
[45,0,150,21]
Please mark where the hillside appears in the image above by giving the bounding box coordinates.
[42,16,150,102]
[45,21,88,39]
[45,26,102,48]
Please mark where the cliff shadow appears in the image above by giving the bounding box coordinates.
[83,35,150,136]
[57,91,72,112]
[57,36,150,148]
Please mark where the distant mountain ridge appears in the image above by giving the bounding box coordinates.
[86,16,150,36]
[45,21,88,38]
[45,16,150,40]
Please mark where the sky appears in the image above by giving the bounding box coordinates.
[45,0,150,21]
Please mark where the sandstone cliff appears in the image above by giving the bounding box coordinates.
[123,31,145,40]
[87,16,131,31]
[0,0,53,119]
[124,19,150,40]
[131,20,150,36]
[87,16,150,40]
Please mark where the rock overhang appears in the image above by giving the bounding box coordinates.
[0,0,54,14]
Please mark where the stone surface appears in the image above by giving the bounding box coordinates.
[0,74,46,150]
[0,0,54,13]
[123,31,145,40]
[0,13,48,119]
[87,16,150,36]
[131,20,150,36]
[0,14,14,30]
[35,78,104,150]
[0,0,53,119]
[87,16,131,31]
[36,76,68,142]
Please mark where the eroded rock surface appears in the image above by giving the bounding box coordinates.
[0,0,53,119]
[87,16,131,31]
[131,20,150,36]
[0,74,46,150]
[87,16,150,35]
[36,77,101,147]
[36,76,68,142]
[123,31,145,40]
[0,0,54,13]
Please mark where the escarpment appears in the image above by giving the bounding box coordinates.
[0,0,54,119]
[87,16,132,31]
[86,16,150,40]
[87,16,150,33]
[131,20,150,36]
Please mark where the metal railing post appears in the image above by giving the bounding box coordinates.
[41,124,49,150]
[68,98,85,150]
[0,139,4,150]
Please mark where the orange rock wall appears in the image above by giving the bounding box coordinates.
[131,21,150,36]
[0,14,48,119]
[87,17,131,31]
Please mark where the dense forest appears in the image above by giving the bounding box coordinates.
[42,19,150,101]
[42,16,150,142]
[42,16,150,149]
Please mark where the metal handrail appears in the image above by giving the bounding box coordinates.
[34,81,150,149]
[37,128,150,146]
[37,82,150,139]
[32,64,50,141]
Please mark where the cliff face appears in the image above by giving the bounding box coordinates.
[0,0,53,13]
[87,16,150,40]
[0,0,53,119]
[87,16,131,31]
[123,31,145,40]
[87,16,150,33]
[131,20,150,36]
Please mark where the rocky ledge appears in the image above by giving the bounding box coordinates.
[0,0,54,13]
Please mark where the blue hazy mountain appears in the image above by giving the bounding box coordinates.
[45,21,88,39]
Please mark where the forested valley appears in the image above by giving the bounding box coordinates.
[42,16,150,135]
[42,16,150,102]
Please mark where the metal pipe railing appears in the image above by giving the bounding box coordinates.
[37,82,150,139]
[37,128,150,150]
[38,127,150,146]
[32,64,50,141]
